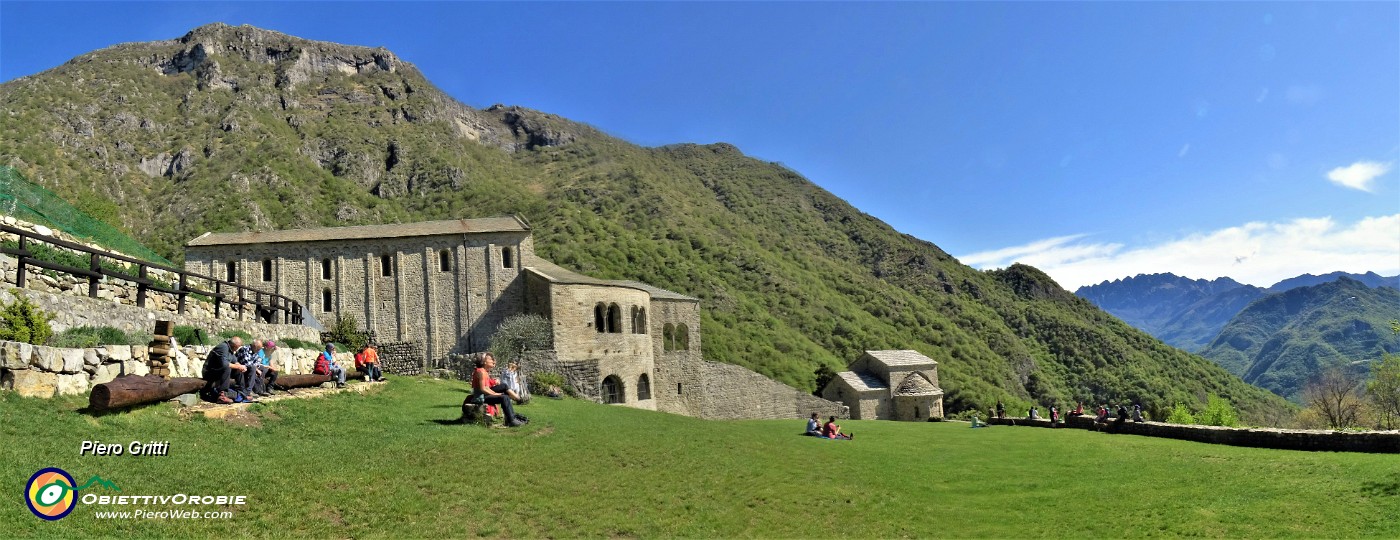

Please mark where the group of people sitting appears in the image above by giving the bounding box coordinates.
[308,342,389,388]
[469,352,531,427]
[200,337,392,404]
[804,412,853,440]
[200,336,281,404]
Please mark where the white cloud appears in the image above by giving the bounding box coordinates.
[1326,161,1392,192]
[958,214,1400,290]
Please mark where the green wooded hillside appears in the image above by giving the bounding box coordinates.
[0,23,1291,419]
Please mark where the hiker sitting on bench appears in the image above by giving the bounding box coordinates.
[471,353,527,427]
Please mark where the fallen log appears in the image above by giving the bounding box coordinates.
[273,371,366,389]
[89,375,204,412]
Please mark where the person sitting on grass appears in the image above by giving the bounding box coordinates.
[201,336,246,404]
[471,353,527,427]
[315,343,347,388]
[805,412,823,436]
[970,415,988,428]
[823,416,853,440]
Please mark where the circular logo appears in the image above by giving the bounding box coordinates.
[25,468,77,521]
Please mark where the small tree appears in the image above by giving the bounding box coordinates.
[0,293,53,345]
[489,314,553,364]
[812,364,837,396]
[1304,367,1365,429]
[1199,395,1240,427]
[1165,403,1196,425]
[1369,353,1400,430]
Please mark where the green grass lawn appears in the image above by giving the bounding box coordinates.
[2,377,1397,538]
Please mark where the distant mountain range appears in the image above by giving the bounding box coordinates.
[1078,272,1400,402]
[1200,277,1400,401]
[1077,271,1398,352]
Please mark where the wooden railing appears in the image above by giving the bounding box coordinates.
[0,224,302,324]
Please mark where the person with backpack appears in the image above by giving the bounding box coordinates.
[315,343,347,388]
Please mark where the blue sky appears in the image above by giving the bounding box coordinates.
[2,2,1397,289]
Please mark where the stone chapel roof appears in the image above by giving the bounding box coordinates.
[836,370,888,393]
[866,350,938,369]
[523,258,698,301]
[187,216,530,246]
[894,373,943,397]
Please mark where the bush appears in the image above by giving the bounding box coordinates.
[50,326,141,348]
[278,338,319,351]
[528,371,571,396]
[0,293,53,345]
[217,329,254,343]
[173,325,212,346]
[1165,403,1196,425]
[1199,395,1240,427]
[324,314,368,353]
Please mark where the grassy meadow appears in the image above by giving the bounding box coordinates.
[2,377,1396,538]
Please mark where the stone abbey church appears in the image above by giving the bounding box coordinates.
[185,216,846,420]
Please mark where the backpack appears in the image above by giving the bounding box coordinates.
[314,352,331,375]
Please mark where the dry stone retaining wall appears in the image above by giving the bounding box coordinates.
[0,338,351,398]
[986,415,1400,453]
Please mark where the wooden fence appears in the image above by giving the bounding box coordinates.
[0,223,302,324]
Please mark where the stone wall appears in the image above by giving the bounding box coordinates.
[0,288,320,344]
[377,341,423,375]
[186,231,533,364]
[690,358,847,420]
[986,415,1400,453]
[0,338,350,398]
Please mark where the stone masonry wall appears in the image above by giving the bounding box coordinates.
[694,359,849,420]
[987,415,1400,453]
[0,337,351,399]
[186,231,534,366]
[0,287,320,344]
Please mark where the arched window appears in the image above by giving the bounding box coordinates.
[380,254,393,277]
[676,324,689,351]
[594,303,606,333]
[321,258,332,280]
[637,373,651,401]
[321,289,333,313]
[663,324,675,352]
[632,306,648,334]
[439,249,451,272]
[225,261,237,283]
[607,303,622,334]
[261,259,273,281]
[502,247,513,269]
[602,375,624,404]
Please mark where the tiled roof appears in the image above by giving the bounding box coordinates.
[522,259,697,301]
[866,349,938,368]
[837,370,888,393]
[894,373,943,397]
[613,280,698,302]
[187,216,529,246]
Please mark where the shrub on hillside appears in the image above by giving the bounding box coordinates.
[0,293,53,345]
[1165,403,1196,425]
[50,326,142,348]
[1199,395,1240,427]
